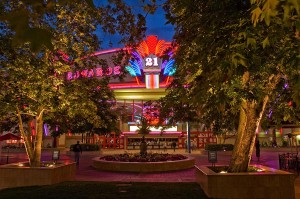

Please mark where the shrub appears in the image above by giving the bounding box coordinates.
[281,140,288,147]
[100,153,188,162]
[205,144,234,151]
[70,143,99,151]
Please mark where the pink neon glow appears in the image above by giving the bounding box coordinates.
[123,131,182,135]
[122,131,182,135]
[66,66,121,80]
[150,131,181,135]
[89,48,131,57]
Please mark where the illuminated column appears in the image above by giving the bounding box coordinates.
[145,74,160,89]
[187,121,191,153]
[143,54,162,89]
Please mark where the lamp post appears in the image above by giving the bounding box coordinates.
[187,121,191,153]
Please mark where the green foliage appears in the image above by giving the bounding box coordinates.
[136,116,151,135]
[0,0,151,166]
[281,139,289,147]
[205,144,234,151]
[163,0,299,134]
[163,0,300,172]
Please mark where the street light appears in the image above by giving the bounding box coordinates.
[187,120,191,153]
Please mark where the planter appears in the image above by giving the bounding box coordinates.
[92,157,195,172]
[195,165,295,199]
[0,161,76,189]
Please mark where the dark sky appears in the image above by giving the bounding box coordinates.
[145,6,174,42]
[97,1,174,49]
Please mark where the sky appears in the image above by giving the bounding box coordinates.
[97,1,174,50]
[145,6,174,41]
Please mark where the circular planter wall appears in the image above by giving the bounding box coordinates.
[92,157,195,173]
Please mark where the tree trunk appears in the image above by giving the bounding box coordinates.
[228,100,258,172]
[31,109,44,167]
[17,108,34,164]
[17,107,45,167]
[272,128,277,147]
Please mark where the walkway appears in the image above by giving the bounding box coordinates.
[1,147,300,198]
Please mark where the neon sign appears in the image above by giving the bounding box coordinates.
[125,35,176,89]
[66,66,121,80]
[64,35,176,89]
[143,54,162,73]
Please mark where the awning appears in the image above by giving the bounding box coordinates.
[0,133,21,141]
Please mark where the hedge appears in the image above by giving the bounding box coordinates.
[204,144,234,151]
[70,143,99,151]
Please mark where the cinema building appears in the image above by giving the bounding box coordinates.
[35,35,214,150]
[5,35,298,150]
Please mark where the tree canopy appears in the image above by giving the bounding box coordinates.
[162,0,300,171]
[0,0,150,166]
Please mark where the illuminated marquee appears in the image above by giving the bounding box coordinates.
[65,35,176,89]
[66,66,121,80]
[125,35,176,89]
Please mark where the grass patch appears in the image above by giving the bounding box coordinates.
[0,181,208,199]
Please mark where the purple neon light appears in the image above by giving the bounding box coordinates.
[44,124,49,136]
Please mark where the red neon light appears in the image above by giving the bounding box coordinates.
[136,35,172,58]
[30,120,36,136]
[146,35,158,54]
[109,80,171,89]
[135,76,140,85]
[166,76,170,84]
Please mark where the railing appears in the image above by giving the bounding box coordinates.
[278,153,299,174]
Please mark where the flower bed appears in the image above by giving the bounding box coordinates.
[100,153,188,162]
[93,153,195,173]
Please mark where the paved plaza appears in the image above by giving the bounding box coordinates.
[1,147,300,198]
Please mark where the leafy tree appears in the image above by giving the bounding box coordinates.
[0,0,146,167]
[251,1,300,128]
[163,0,299,172]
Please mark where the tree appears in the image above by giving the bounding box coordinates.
[250,1,300,128]
[0,0,147,167]
[163,0,299,172]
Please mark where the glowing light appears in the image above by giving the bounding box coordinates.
[220,171,227,173]
[163,59,176,76]
[129,126,178,132]
[146,35,158,54]
[44,124,49,136]
[125,35,175,89]
[145,74,159,89]
[30,121,36,136]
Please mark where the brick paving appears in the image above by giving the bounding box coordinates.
[1,147,300,198]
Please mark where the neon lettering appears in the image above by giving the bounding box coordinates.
[73,71,80,79]
[96,68,103,77]
[66,72,73,80]
[81,70,88,77]
[145,57,158,67]
[88,69,94,77]
[114,66,121,75]
[106,67,113,75]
